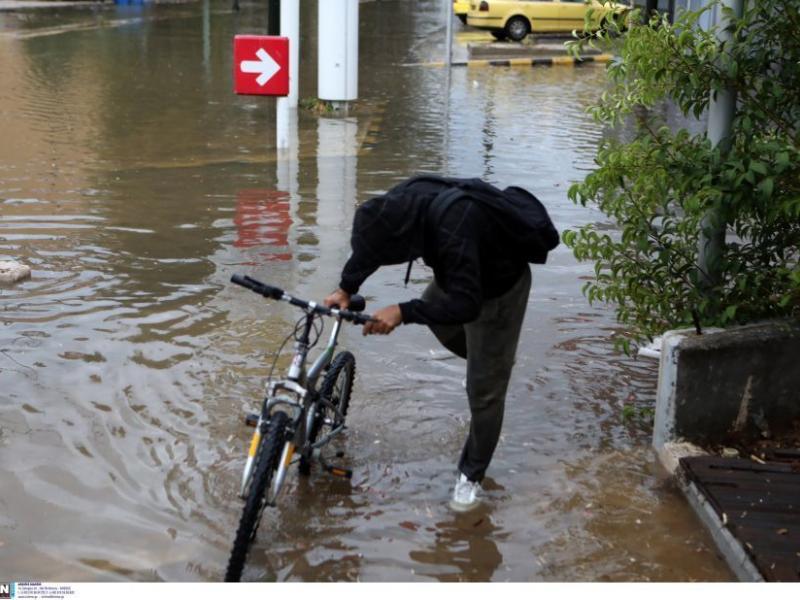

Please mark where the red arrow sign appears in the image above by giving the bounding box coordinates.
[234,35,289,96]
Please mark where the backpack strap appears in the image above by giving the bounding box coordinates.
[405,186,468,287]
[427,186,467,231]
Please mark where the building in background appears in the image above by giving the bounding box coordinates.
[633,0,720,28]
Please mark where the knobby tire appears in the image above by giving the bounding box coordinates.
[224,410,290,582]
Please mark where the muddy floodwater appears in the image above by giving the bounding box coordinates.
[0,0,732,582]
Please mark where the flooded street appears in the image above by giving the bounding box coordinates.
[0,0,732,581]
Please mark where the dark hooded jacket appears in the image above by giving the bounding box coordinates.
[338,176,559,326]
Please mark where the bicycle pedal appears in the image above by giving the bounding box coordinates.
[323,464,353,479]
[243,413,259,427]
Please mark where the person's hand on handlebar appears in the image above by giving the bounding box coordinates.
[324,288,351,310]
[363,305,402,336]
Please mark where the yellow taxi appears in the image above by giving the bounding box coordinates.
[466,0,631,41]
[454,0,471,24]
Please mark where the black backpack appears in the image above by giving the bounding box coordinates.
[405,176,560,285]
[427,178,559,263]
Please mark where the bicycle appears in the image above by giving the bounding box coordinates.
[224,274,372,582]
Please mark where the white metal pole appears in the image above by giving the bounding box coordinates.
[281,0,299,108]
[346,0,358,100]
[276,2,299,277]
[445,0,453,68]
[276,101,298,153]
[318,0,359,104]
[277,0,299,149]
[698,0,744,286]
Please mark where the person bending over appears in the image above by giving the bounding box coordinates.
[324,175,558,511]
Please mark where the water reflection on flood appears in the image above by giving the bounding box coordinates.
[0,0,730,582]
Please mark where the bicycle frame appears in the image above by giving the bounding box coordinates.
[238,310,346,500]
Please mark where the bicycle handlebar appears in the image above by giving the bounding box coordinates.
[231,274,374,325]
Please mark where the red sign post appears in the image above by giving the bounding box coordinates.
[233,35,289,96]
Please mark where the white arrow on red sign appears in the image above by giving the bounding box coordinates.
[240,48,281,87]
[233,35,289,96]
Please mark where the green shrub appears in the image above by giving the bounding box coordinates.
[565,1,800,352]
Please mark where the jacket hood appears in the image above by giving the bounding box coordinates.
[349,176,452,267]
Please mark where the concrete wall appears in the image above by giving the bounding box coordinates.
[653,321,800,451]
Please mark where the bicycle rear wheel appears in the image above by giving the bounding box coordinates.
[322,351,355,423]
[225,410,289,582]
[299,351,355,474]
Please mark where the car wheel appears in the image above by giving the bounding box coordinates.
[490,29,507,41]
[457,14,467,25]
[505,16,530,42]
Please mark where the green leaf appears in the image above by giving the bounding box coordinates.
[758,177,774,199]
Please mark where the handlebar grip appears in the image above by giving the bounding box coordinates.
[230,274,284,300]
[231,274,251,288]
[339,310,374,325]
[255,280,284,300]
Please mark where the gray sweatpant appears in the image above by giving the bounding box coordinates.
[422,266,531,482]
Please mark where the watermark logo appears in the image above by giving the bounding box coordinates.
[0,583,15,599]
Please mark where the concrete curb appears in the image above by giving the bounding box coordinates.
[656,441,706,476]
[467,41,604,59]
[657,443,764,581]
[680,479,765,582]
[410,54,614,68]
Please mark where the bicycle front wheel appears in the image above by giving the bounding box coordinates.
[225,410,289,582]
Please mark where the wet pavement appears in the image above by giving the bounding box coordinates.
[0,0,732,582]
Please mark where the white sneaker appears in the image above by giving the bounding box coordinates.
[450,473,480,512]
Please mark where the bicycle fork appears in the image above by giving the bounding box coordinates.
[239,424,262,498]
[269,441,295,503]
[239,416,296,502]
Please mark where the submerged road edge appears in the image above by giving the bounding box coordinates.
[408,54,614,68]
